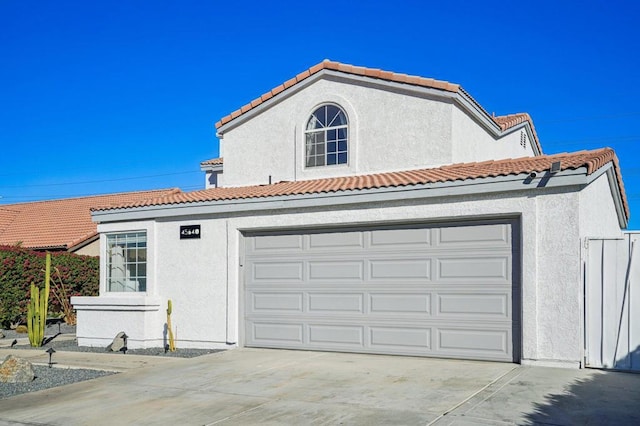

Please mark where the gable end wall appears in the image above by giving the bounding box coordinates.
[220,77,457,187]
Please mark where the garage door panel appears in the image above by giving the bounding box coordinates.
[252,262,304,281]
[251,234,304,252]
[308,261,364,280]
[438,328,509,355]
[308,324,364,345]
[437,224,510,247]
[437,257,509,281]
[369,259,431,279]
[369,293,431,314]
[308,293,364,313]
[370,326,431,349]
[309,231,363,249]
[251,322,303,344]
[370,228,431,247]
[244,220,518,362]
[251,292,303,312]
[437,293,509,318]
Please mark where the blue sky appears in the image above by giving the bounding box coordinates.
[1,1,639,226]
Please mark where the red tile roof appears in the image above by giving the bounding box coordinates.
[493,112,542,154]
[214,60,542,153]
[94,148,628,220]
[0,189,180,251]
[200,157,224,166]
[215,60,462,129]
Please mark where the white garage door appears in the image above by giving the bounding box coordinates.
[243,220,519,362]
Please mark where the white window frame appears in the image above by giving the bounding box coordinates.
[105,231,147,293]
[304,104,348,168]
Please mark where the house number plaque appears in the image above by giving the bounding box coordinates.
[180,225,201,239]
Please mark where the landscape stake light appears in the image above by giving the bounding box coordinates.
[46,347,56,368]
[121,333,128,354]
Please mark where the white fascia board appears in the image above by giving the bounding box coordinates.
[216,69,502,137]
[585,162,628,228]
[92,167,590,223]
[200,164,223,172]
[216,72,325,134]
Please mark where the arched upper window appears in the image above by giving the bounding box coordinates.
[305,104,348,167]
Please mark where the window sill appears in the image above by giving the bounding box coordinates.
[303,163,349,171]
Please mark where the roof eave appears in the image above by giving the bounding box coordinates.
[67,233,100,253]
[200,164,224,172]
[92,167,591,223]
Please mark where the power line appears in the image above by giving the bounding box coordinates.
[544,135,640,146]
[536,111,640,124]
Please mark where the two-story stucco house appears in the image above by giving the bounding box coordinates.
[72,60,628,368]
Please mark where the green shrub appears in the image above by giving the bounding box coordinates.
[0,246,98,328]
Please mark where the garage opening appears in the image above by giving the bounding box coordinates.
[243,219,520,362]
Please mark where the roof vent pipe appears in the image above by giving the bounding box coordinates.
[269,175,272,185]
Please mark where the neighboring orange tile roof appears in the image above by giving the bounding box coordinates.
[94,148,628,221]
[200,157,223,166]
[0,189,180,251]
[214,60,543,153]
[0,208,19,233]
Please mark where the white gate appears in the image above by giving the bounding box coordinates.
[585,233,640,371]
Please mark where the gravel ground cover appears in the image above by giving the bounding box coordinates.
[0,365,115,400]
[1,324,223,400]
[2,325,223,358]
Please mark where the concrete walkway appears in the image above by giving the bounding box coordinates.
[0,348,639,425]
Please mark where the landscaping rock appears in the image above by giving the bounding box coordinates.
[106,332,127,352]
[0,330,4,339]
[0,355,35,383]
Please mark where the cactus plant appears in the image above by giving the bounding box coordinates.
[167,299,176,351]
[27,253,51,347]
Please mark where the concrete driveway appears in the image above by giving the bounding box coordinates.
[0,348,639,425]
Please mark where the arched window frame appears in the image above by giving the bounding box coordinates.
[304,104,348,168]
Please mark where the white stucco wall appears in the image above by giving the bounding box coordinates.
[579,172,624,238]
[531,191,582,364]
[220,77,457,187]
[451,106,535,163]
[76,182,619,366]
[217,77,538,189]
[153,218,229,347]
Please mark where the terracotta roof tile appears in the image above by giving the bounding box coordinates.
[96,148,628,220]
[0,189,180,250]
[200,157,224,166]
[0,208,20,234]
[493,112,542,154]
[214,60,463,129]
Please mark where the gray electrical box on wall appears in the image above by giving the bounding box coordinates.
[180,225,201,239]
